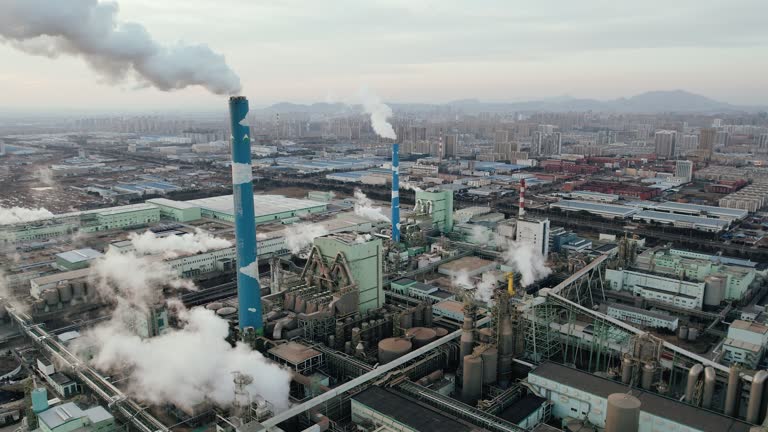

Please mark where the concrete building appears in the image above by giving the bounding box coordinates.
[314,234,384,313]
[185,195,327,225]
[675,160,693,183]
[516,218,550,257]
[414,190,454,233]
[528,361,752,432]
[605,269,705,310]
[606,303,678,331]
[631,211,730,232]
[715,130,730,147]
[699,128,716,160]
[54,248,103,271]
[654,130,676,158]
[37,401,115,432]
[757,133,768,153]
[719,181,768,212]
[443,134,458,158]
[723,320,768,368]
[146,198,202,222]
[532,131,562,157]
[549,200,639,219]
[624,201,747,222]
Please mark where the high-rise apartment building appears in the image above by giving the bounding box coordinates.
[654,130,677,158]
[699,128,716,160]
[757,133,768,153]
[443,134,458,158]
[716,131,730,147]
[675,160,694,182]
[532,131,562,157]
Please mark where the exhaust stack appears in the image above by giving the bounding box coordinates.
[229,96,263,333]
[518,178,526,218]
[391,143,400,243]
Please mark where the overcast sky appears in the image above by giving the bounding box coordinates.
[1,0,767,111]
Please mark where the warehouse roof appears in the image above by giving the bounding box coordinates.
[625,201,748,219]
[55,248,103,264]
[633,211,730,229]
[146,198,198,210]
[531,362,751,432]
[186,194,327,217]
[38,403,85,429]
[352,386,475,432]
[550,200,639,217]
[606,302,677,322]
[31,268,90,286]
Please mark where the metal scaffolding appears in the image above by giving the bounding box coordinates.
[524,300,562,363]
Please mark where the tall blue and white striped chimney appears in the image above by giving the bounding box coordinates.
[391,143,400,243]
[228,96,263,333]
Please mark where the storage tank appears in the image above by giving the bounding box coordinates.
[641,363,655,390]
[424,305,434,327]
[687,327,699,341]
[460,317,474,366]
[677,325,689,340]
[704,275,727,306]
[605,393,640,432]
[413,306,424,327]
[407,327,437,348]
[746,370,768,424]
[43,289,59,307]
[481,348,498,384]
[462,354,483,404]
[378,337,412,364]
[435,327,449,338]
[217,306,237,316]
[702,366,716,409]
[399,311,413,330]
[206,302,224,311]
[685,364,704,404]
[31,388,48,414]
[724,365,741,417]
[57,284,73,303]
[72,281,86,299]
[621,356,634,385]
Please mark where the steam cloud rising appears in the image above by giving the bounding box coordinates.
[360,89,396,139]
[353,189,390,222]
[283,223,329,253]
[501,240,551,287]
[0,206,54,225]
[129,229,232,259]
[0,0,242,95]
[79,249,292,411]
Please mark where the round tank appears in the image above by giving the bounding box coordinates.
[687,327,699,341]
[407,327,437,348]
[605,393,640,432]
[206,302,224,311]
[413,307,424,327]
[462,355,483,404]
[72,281,86,299]
[424,305,434,327]
[328,335,335,349]
[435,327,449,338]
[345,341,353,355]
[57,284,73,303]
[352,327,361,347]
[704,275,727,306]
[481,348,498,384]
[399,312,413,330]
[361,322,370,343]
[641,363,655,390]
[378,338,412,364]
[31,388,48,414]
[217,306,237,316]
[678,325,689,340]
[725,365,741,417]
[43,289,59,306]
[621,357,634,385]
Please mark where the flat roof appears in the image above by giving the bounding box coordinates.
[531,362,751,432]
[352,386,475,432]
[31,268,91,286]
[626,201,748,218]
[268,341,321,365]
[606,302,677,322]
[55,248,103,264]
[38,402,85,429]
[633,211,730,228]
[500,394,547,424]
[730,320,768,335]
[146,198,198,210]
[186,194,326,217]
[550,200,639,217]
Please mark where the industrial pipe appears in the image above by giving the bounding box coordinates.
[228,96,263,333]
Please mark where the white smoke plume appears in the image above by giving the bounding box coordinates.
[89,249,194,309]
[283,223,328,253]
[401,183,423,192]
[360,88,396,140]
[0,206,54,225]
[0,0,241,95]
[36,167,54,186]
[353,189,390,222]
[81,306,291,412]
[500,240,551,287]
[451,269,499,304]
[129,229,232,259]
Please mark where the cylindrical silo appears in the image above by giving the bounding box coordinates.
[43,289,59,307]
[407,327,437,349]
[344,341,353,355]
[704,275,727,307]
[435,327,449,338]
[462,354,483,404]
[605,393,640,432]
[746,370,768,424]
[481,347,498,384]
[725,364,742,417]
[685,364,704,405]
[498,317,514,384]
[57,283,73,303]
[399,311,413,330]
[460,317,474,366]
[378,337,412,364]
[702,366,716,409]
[641,362,655,390]
[621,356,634,385]
[424,305,434,327]
[687,327,699,341]
[72,281,86,299]
[413,306,424,327]
[352,327,361,348]
[678,325,689,340]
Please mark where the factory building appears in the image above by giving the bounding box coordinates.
[77,204,161,233]
[516,218,550,257]
[54,248,103,271]
[605,269,705,310]
[145,198,202,222]
[185,195,327,225]
[631,211,730,232]
[722,320,768,368]
[605,303,678,331]
[528,361,752,432]
[624,201,747,222]
[314,234,384,313]
[549,200,640,219]
[414,190,454,233]
[34,396,115,432]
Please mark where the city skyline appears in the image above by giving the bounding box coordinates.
[1,0,767,110]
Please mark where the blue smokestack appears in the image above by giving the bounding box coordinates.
[391,143,400,243]
[228,96,262,333]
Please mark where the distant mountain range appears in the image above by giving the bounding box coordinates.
[262,90,766,114]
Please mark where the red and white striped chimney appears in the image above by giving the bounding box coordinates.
[518,178,526,218]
